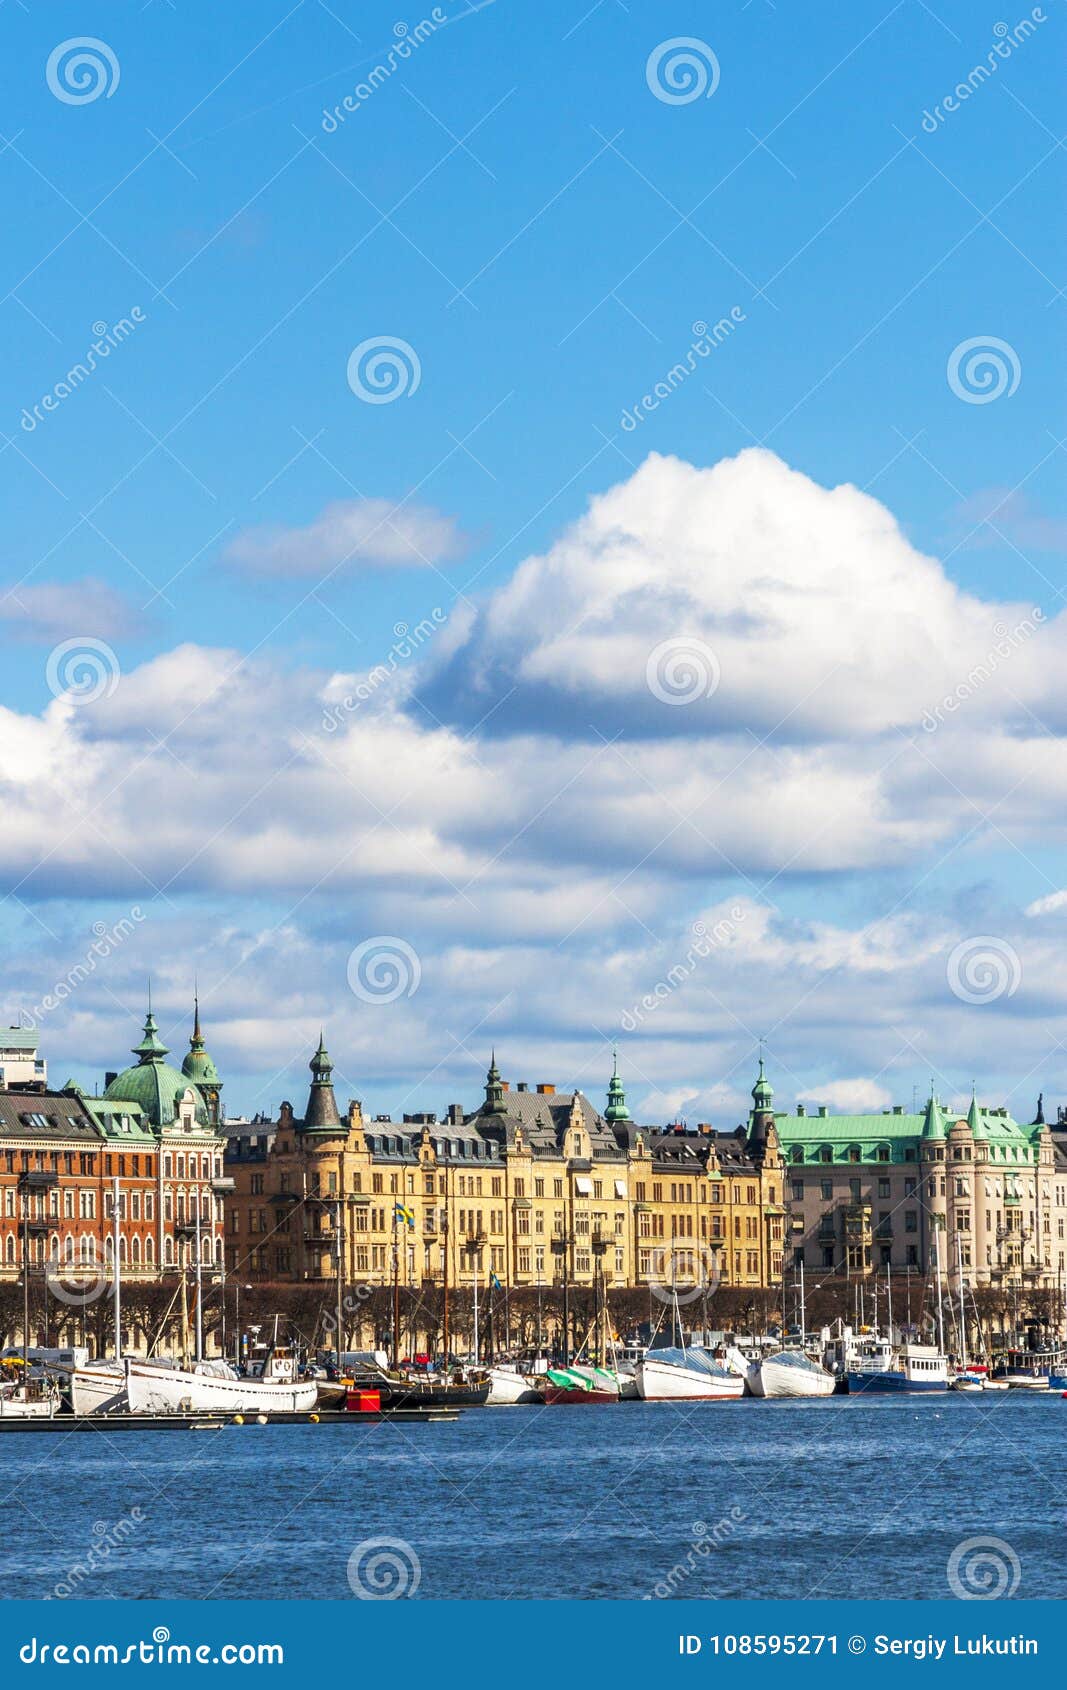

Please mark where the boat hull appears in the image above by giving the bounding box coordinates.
[847,1371,947,1394]
[71,1362,129,1416]
[636,1358,744,1401]
[752,1357,837,1399]
[125,1363,317,1415]
[486,1367,544,1405]
[541,1385,615,1404]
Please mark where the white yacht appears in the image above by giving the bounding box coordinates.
[124,1357,316,1415]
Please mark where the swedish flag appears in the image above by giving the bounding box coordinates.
[490,1271,502,1290]
[395,1202,416,1229]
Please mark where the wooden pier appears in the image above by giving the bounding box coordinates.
[0,1406,459,1433]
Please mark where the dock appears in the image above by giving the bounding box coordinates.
[0,1407,459,1433]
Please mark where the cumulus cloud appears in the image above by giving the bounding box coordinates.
[2,449,1066,1119]
[224,497,466,577]
[0,577,143,642]
[417,448,1054,742]
[797,1079,893,1114]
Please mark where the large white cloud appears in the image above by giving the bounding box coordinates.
[3,449,1066,1118]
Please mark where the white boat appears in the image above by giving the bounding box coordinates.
[636,1347,745,1401]
[486,1365,544,1405]
[71,1359,129,1416]
[749,1349,837,1399]
[125,1357,316,1415]
[0,1380,60,1418]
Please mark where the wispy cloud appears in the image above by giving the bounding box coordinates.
[224,498,467,578]
[0,577,144,643]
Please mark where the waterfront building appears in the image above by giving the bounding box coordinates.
[0,1003,226,1350]
[223,1045,786,1348]
[775,1071,1067,1313]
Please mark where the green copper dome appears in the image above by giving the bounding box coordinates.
[182,995,220,1086]
[751,1054,773,1111]
[105,1010,210,1128]
[605,1050,630,1122]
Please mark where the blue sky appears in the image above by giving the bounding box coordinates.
[1,0,1064,1126]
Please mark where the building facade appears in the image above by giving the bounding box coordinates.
[776,1076,1067,1308]
[0,1004,227,1349]
[223,1045,785,1332]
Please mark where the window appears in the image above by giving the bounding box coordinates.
[848,1146,861,1163]
[790,1147,804,1164]
[820,1179,832,1201]
[878,1179,890,1199]
[791,1181,804,1202]
[849,1179,861,1200]
[905,1211,917,1233]
[820,1146,833,1164]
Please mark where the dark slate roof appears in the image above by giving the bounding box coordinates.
[0,1090,99,1142]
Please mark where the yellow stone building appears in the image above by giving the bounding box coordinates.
[224,1042,786,1346]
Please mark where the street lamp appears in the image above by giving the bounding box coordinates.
[18,1170,58,1369]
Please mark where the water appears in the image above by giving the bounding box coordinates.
[3,1394,1064,1600]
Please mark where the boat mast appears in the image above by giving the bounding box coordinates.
[334,1197,344,1363]
[956,1232,968,1370]
[933,1225,945,1357]
[441,1164,450,1369]
[390,1205,400,1370]
[886,1261,893,1341]
[799,1259,806,1340]
[193,1187,204,1364]
[112,1175,122,1360]
[472,1250,480,1366]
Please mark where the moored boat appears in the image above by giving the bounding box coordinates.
[635,1346,744,1401]
[541,1366,616,1403]
[71,1359,129,1416]
[848,1340,947,1394]
[125,1358,317,1415]
[749,1349,836,1399]
[486,1365,545,1405]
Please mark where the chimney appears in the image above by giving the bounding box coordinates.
[892,1105,904,1115]
[517,1082,528,1093]
[501,1081,510,1093]
[698,1123,713,1136]
[105,1071,117,1089]
[536,1083,556,1096]
[796,1103,806,1117]
[818,1104,829,1118]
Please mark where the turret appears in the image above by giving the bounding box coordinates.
[604,1050,630,1123]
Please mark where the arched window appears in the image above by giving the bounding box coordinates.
[164,1236,174,1265]
[876,1143,891,1163]
[820,1145,833,1164]
[131,1235,141,1264]
[145,1235,155,1265]
[848,1145,861,1163]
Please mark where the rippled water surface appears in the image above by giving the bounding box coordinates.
[2,1394,1062,1600]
